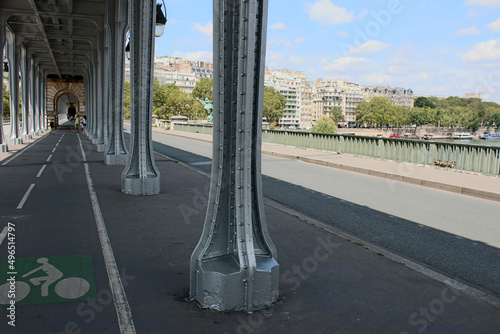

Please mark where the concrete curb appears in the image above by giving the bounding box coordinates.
[154,128,500,203]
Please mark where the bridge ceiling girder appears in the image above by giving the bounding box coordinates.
[2,0,106,79]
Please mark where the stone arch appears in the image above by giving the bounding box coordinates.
[46,78,86,124]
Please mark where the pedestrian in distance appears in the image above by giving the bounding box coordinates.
[81,115,87,132]
[74,114,80,133]
[50,120,55,134]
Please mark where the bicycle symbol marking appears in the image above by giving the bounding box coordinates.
[0,257,90,304]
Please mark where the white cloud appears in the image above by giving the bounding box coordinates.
[454,26,480,36]
[462,39,500,62]
[463,0,500,7]
[192,21,213,36]
[488,17,500,31]
[172,51,213,63]
[307,0,354,25]
[337,31,349,38]
[348,40,390,55]
[323,56,372,71]
[270,22,286,30]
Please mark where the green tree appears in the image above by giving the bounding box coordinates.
[153,83,195,120]
[312,116,337,133]
[263,87,285,125]
[414,96,435,109]
[329,106,345,123]
[123,81,131,119]
[3,84,9,119]
[192,78,213,101]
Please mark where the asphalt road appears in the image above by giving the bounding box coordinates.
[141,130,500,298]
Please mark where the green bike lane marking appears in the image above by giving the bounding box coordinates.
[0,255,97,306]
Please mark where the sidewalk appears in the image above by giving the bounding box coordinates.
[1,128,499,333]
[160,128,500,203]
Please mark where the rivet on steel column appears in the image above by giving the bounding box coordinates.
[190,0,279,313]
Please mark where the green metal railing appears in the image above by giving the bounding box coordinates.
[173,123,500,175]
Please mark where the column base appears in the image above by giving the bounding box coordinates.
[121,176,160,196]
[105,153,128,166]
[96,143,107,153]
[0,144,8,152]
[91,137,99,145]
[192,255,279,312]
[8,138,23,145]
[21,134,32,140]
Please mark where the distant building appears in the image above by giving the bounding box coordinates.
[264,68,306,128]
[312,79,363,127]
[362,86,414,108]
[125,56,213,94]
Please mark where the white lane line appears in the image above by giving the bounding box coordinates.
[1,134,47,166]
[78,136,136,334]
[36,165,47,178]
[0,226,8,246]
[17,184,36,209]
[52,147,57,153]
[46,154,52,162]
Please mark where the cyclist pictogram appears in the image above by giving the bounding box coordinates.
[0,255,96,306]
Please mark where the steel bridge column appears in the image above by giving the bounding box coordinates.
[96,31,107,152]
[121,0,160,195]
[29,56,38,136]
[190,0,279,312]
[0,21,7,152]
[105,0,128,165]
[84,70,90,136]
[6,28,22,145]
[31,58,38,136]
[90,53,99,142]
[99,26,110,149]
[39,69,45,132]
[20,46,31,140]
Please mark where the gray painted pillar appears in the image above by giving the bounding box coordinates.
[105,0,129,165]
[29,56,38,136]
[101,27,110,149]
[121,0,160,195]
[96,32,106,152]
[6,28,22,145]
[20,46,31,140]
[0,21,8,152]
[91,53,99,142]
[190,0,278,312]
[33,64,40,135]
[40,70,46,131]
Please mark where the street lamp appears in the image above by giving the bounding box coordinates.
[125,39,131,60]
[155,1,167,37]
[125,1,166,59]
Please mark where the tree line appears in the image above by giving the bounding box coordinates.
[355,96,500,131]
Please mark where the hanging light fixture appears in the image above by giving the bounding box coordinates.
[155,1,167,37]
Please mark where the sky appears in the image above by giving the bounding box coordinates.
[155,0,500,103]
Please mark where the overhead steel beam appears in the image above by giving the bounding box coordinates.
[26,0,61,78]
